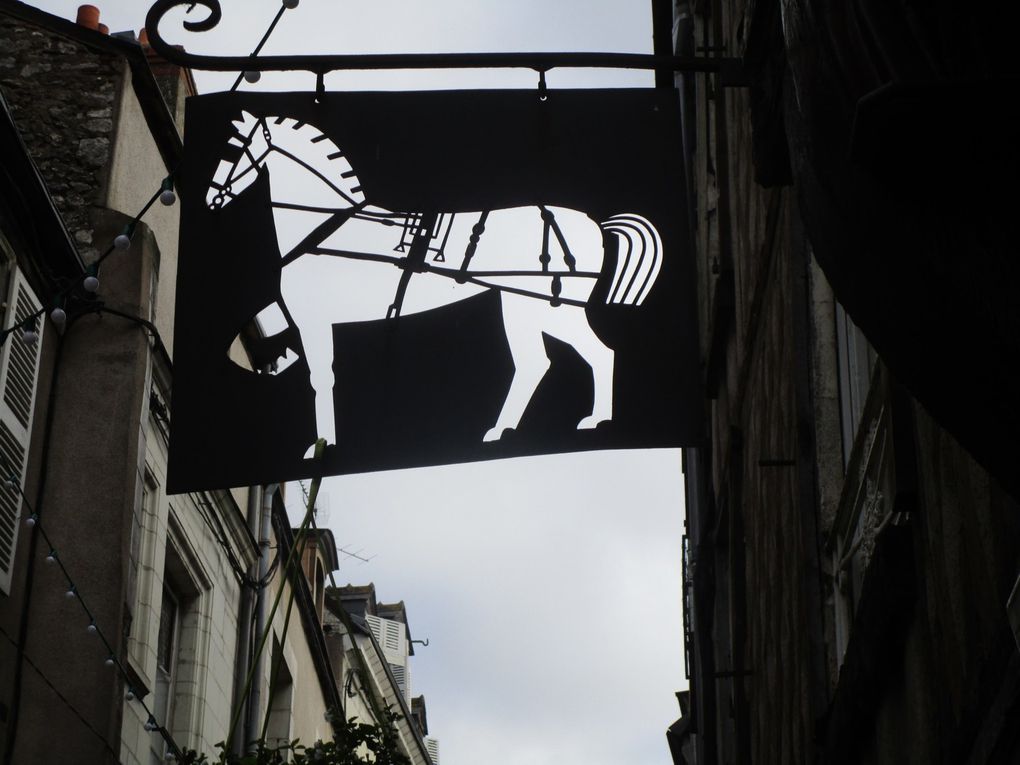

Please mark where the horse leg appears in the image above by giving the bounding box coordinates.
[484,294,552,442]
[299,323,337,457]
[543,304,614,430]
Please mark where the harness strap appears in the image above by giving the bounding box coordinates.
[388,211,438,320]
[280,201,368,266]
[539,206,576,307]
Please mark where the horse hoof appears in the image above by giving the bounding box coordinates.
[483,426,509,442]
[577,415,609,430]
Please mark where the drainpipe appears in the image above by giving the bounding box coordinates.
[245,482,278,750]
[230,484,262,756]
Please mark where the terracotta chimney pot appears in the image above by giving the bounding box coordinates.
[138,27,149,46]
[76,4,100,30]
[98,23,109,35]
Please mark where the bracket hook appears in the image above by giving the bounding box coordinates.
[537,69,548,101]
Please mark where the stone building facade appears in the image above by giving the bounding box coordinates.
[0,4,352,763]
[324,584,438,765]
[672,0,1020,763]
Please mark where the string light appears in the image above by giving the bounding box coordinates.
[21,317,39,346]
[83,264,100,293]
[114,230,133,251]
[0,6,296,760]
[159,177,177,207]
[0,471,184,760]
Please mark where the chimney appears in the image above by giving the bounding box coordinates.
[138,27,149,47]
[75,4,100,30]
[97,23,109,35]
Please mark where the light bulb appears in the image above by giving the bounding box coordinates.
[5,477,17,489]
[50,307,66,327]
[159,189,176,206]
[22,328,38,346]
[126,689,135,701]
[87,622,97,634]
[104,655,115,666]
[243,70,261,83]
[65,587,76,599]
[45,551,57,564]
[24,515,36,527]
[114,234,131,250]
[83,275,99,293]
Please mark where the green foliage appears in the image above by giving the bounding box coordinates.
[176,709,411,765]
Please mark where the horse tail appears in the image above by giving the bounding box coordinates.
[599,213,663,306]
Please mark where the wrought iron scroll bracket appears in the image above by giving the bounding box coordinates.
[144,0,747,82]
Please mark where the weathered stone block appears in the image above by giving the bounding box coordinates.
[78,136,109,166]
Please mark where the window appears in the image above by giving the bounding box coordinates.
[150,583,181,765]
[148,527,208,756]
[0,263,44,595]
[126,472,157,640]
[835,303,877,467]
[266,637,294,753]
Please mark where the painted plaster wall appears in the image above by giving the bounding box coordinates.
[260,529,331,749]
[104,62,181,356]
[119,405,252,764]
[0,14,263,763]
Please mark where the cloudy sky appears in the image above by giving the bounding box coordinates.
[25,1,688,762]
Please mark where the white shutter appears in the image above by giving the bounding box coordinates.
[387,661,409,703]
[367,613,406,656]
[366,613,382,643]
[424,737,440,765]
[0,268,44,595]
[383,618,403,653]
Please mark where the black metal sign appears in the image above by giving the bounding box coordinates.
[167,89,702,492]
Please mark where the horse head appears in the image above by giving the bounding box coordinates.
[206,110,269,210]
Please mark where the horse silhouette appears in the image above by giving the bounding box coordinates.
[207,110,662,457]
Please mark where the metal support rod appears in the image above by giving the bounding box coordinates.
[244,482,278,750]
[145,0,740,76]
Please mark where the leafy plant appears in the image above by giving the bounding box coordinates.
[176,709,412,765]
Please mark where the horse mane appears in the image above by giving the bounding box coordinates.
[229,111,366,206]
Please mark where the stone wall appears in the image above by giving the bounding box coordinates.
[686,0,1020,761]
[0,18,123,264]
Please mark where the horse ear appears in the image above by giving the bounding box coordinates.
[232,110,255,133]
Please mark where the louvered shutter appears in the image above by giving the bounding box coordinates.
[367,614,407,655]
[383,618,403,653]
[424,737,440,765]
[0,268,44,595]
[366,613,382,643]
[387,661,408,701]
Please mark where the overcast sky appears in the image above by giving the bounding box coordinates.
[24,2,688,763]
